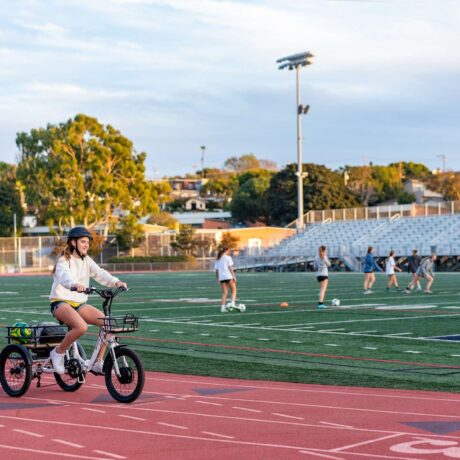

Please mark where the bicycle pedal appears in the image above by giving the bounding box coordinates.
[77,374,86,383]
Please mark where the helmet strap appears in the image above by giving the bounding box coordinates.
[70,239,86,260]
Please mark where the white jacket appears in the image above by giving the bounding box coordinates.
[49,255,120,304]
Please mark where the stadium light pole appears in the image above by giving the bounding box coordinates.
[277,51,314,231]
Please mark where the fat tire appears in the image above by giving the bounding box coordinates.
[104,347,144,403]
[0,344,32,397]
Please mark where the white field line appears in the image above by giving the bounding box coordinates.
[317,329,346,332]
[325,344,339,347]
[385,332,413,336]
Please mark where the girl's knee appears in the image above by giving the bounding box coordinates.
[74,323,88,336]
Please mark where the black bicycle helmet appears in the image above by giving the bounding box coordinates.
[67,227,93,260]
[67,226,93,241]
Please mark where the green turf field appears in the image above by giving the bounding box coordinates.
[1,272,460,392]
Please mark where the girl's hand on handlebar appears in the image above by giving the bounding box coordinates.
[116,281,128,289]
[72,283,87,292]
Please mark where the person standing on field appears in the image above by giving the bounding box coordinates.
[363,246,382,294]
[386,250,402,292]
[314,245,331,309]
[407,249,422,292]
[405,253,436,294]
[215,247,237,313]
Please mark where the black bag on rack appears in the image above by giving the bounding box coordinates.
[36,321,67,344]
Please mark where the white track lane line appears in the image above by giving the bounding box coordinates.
[232,407,262,413]
[52,439,84,448]
[118,414,146,421]
[0,444,109,460]
[93,450,126,459]
[330,433,403,452]
[272,413,304,420]
[319,421,354,429]
[13,429,44,437]
[195,400,222,406]
[158,422,188,430]
[81,408,106,414]
[201,431,234,439]
[299,451,344,460]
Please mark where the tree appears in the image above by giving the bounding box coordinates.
[217,232,240,252]
[230,170,273,223]
[16,114,159,234]
[0,163,24,237]
[389,161,431,180]
[429,172,460,201]
[147,211,178,230]
[224,154,276,173]
[199,175,238,209]
[115,214,145,251]
[344,166,379,206]
[170,224,197,256]
[266,163,360,226]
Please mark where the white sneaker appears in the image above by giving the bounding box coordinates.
[91,359,104,374]
[364,289,372,295]
[50,348,65,374]
[221,305,228,313]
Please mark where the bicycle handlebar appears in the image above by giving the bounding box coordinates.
[69,286,128,316]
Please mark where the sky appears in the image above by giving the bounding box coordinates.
[1,0,459,177]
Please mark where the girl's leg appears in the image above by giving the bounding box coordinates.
[221,283,228,306]
[387,276,393,289]
[229,280,237,304]
[54,304,88,354]
[368,273,376,289]
[394,275,399,288]
[319,279,328,303]
[363,274,369,291]
[78,305,106,362]
[425,274,434,291]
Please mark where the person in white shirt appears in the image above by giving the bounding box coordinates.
[385,250,402,292]
[49,227,127,374]
[314,245,331,309]
[214,247,237,313]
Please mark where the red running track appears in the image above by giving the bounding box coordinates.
[2,372,460,459]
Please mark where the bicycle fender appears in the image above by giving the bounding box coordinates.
[1,344,33,366]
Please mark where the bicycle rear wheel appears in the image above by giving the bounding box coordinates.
[0,344,32,397]
[104,347,144,403]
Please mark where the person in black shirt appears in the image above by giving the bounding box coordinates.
[407,249,422,292]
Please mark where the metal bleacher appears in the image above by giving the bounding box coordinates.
[235,210,460,272]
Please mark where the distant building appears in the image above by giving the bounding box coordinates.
[171,211,231,228]
[404,179,444,204]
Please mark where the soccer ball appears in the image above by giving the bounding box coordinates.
[331,298,341,307]
[10,322,33,344]
[238,303,246,312]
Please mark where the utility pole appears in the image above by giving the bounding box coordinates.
[200,146,206,181]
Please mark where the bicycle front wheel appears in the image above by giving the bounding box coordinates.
[0,344,32,397]
[104,347,144,403]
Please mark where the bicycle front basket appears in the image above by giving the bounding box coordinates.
[103,315,139,333]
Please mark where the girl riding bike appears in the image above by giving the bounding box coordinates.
[49,226,127,374]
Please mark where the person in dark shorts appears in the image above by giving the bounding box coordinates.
[407,249,422,292]
[363,246,382,294]
[314,245,331,309]
[214,247,237,313]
